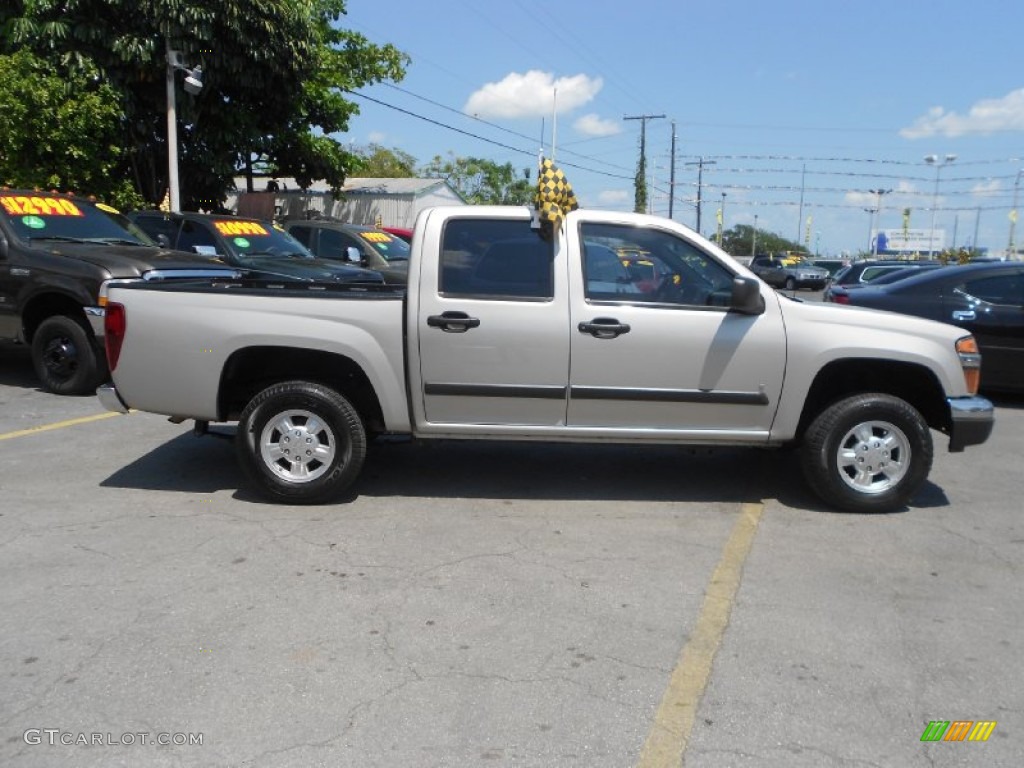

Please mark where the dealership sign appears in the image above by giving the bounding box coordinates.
[872,228,945,254]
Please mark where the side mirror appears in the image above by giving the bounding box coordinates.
[345,246,367,267]
[730,276,765,315]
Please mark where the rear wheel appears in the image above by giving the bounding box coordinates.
[800,393,932,513]
[31,314,107,395]
[236,381,366,504]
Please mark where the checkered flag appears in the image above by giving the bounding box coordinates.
[534,158,578,233]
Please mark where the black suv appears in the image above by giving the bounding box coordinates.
[0,191,237,394]
[128,211,386,285]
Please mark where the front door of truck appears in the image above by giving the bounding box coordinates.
[415,215,570,428]
[565,217,786,437]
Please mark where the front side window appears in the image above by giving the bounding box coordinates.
[439,218,553,300]
[580,222,735,307]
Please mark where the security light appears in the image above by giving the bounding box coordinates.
[183,66,203,95]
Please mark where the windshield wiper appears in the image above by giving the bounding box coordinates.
[90,237,150,246]
[27,235,91,243]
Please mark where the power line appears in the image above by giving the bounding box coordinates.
[348,90,633,180]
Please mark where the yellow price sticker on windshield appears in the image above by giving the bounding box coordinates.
[0,195,83,217]
[214,221,269,237]
[360,231,392,243]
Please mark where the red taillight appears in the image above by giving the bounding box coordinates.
[831,293,850,305]
[104,302,126,371]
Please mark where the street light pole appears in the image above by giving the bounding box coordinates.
[165,42,203,213]
[166,40,180,212]
[924,154,956,256]
[751,214,758,257]
[864,207,877,254]
[718,192,726,245]
[869,188,892,256]
[1009,169,1023,257]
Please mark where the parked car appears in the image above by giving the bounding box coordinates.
[823,263,944,302]
[127,211,385,285]
[749,253,830,290]
[381,226,413,243]
[811,257,850,276]
[828,262,1024,392]
[830,259,940,287]
[283,220,410,283]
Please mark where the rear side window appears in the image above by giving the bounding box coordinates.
[439,219,553,300]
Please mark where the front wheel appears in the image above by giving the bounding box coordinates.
[236,381,367,504]
[784,276,796,291]
[800,393,933,513]
[31,314,107,395]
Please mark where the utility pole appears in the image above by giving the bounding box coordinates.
[668,121,677,220]
[685,156,716,234]
[624,114,665,214]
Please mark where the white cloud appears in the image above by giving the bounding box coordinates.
[900,89,1024,138]
[971,179,1002,198]
[574,113,621,137]
[368,131,387,143]
[597,189,630,205]
[464,70,603,120]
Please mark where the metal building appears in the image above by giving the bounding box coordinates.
[228,177,466,226]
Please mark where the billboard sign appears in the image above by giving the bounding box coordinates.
[873,228,944,254]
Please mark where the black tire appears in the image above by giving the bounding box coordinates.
[799,393,933,513]
[784,276,796,291]
[236,381,367,504]
[31,314,107,395]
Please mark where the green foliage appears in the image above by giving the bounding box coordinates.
[422,154,534,205]
[3,0,408,208]
[634,154,647,214]
[356,144,417,178]
[0,49,143,209]
[720,224,805,257]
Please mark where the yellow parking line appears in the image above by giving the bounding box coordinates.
[636,502,764,768]
[0,411,125,441]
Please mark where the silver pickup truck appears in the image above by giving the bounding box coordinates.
[98,206,993,513]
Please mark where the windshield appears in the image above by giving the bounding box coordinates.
[355,228,410,262]
[0,193,152,246]
[211,220,316,263]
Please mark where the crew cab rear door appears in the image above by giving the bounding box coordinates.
[564,212,786,437]
[411,209,571,429]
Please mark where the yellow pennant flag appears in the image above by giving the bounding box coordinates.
[535,158,578,229]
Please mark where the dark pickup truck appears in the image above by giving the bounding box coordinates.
[0,190,237,395]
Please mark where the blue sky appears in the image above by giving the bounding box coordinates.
[342,0,1023,256]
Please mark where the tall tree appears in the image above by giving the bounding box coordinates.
[422,154,533,205]
[4,0,407,209]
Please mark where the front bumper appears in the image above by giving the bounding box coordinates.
[97,383,130,414]
[947,395,994,452]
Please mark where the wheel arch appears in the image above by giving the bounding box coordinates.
[20,291,94,343]
[218,346,386,433]
[796,359,949,441]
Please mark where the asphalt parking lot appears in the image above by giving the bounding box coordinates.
[1,339,1021,768]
